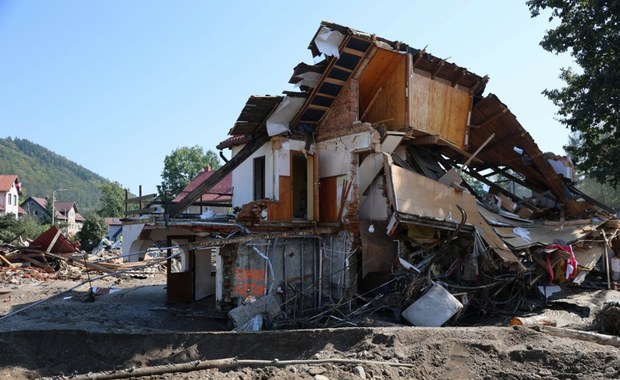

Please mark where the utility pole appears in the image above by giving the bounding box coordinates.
[52,189,68,225]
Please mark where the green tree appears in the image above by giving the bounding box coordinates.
[97,181,126,218]
[565,133,620,208]
[158,146,221,199]
[0,215,46,243]
[77,214,107,252]
[527,0,620,186]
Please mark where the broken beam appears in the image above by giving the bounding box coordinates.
[168,133,271,217]
[187,227,336,250]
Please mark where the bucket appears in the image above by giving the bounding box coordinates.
[401,284,463,327]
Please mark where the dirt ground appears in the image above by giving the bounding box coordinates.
[1,265,619,380]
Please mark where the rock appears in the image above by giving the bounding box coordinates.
[309,367,326,375]
[353,365,366,379]
[604,366,616,376]
[314,375,330,380]
[538,368,553,376]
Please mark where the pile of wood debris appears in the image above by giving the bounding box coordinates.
[0,226,164,286]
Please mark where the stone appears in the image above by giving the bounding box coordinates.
[353,365,366,379]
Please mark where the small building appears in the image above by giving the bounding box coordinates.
[0,175,22,219]
[54,201,85,235]
[104,217,123,243]
[20,196,49,222]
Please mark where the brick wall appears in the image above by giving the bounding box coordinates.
[317,78,360,142]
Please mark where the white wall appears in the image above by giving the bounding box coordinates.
[358,176,389,221]
[231,138,307,208]
[317,132,372,178]
[1,184,19,219]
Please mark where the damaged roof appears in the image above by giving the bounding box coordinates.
[173,169,232,205]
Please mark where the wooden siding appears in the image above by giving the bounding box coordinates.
[267,176,292,221]
[359,48,407,129]
[409,72,471,149]
[319,176,338,222]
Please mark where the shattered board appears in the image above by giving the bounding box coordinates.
[384,160,523,270]
[494,223,599,249]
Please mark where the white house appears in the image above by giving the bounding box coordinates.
[0,175,22,219]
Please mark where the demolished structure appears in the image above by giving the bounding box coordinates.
[122,22,619,328]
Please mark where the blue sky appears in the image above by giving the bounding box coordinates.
[0,1,572,194]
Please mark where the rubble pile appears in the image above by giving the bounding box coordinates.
[0,226,165,287]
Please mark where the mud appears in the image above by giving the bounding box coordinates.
[1,270,619,379]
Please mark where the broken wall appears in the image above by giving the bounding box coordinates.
[231,138,308,208]
[409,70,472,149]
[225,232,355,315]
[317,78,360,141]
[317,131,375,223]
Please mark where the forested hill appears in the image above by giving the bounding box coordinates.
[0,137,109,214]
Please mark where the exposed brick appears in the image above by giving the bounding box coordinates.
[317,78,360,141]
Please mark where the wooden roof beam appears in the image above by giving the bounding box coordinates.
[451,69,466,87]
[470,108,508,129]
[431,59,445,79]
[411,48,426,69]
[323,77,347,86]
[471,75,490,95]
[342,46,365,57]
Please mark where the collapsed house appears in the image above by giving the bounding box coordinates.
[122,22,619,328]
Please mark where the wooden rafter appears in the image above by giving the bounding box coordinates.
[451,69,466,87]
[411,49,426,69]
[431,59,445,79]
[471,108,508,129]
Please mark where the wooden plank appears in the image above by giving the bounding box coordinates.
[342,47,365,57]
[383,156,524,270]
[319,176,338,222]
[45,230,62,253]
[125,207,158,215]
[19,255,54,273]
[410,72,471,149]
[333,65,353,73]
[323,77,347,86]
[359,48,407,128]
[267,176,292,222]
[360,87,382,121]
[307,104,331,112]
[126,193,157,204]
[0,254,12,266]
[313,152,320,221]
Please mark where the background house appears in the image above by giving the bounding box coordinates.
[104,217,122,243]
[173,166,232,217]
[20,196,49,222]
[0,175,22,219]
[54,201,85,235]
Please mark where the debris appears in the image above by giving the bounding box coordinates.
[401,284,463,327]
[228,294,282,329]
[531,325,620,348]
[593,301,620,336]
[56,356,415,380]
[509,315,557,327]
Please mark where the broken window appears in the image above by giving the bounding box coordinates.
[253,156,265,200]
